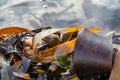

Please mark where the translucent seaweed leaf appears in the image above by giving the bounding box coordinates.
[55,55,70,69]
[0,27,30,35]
[32,27,101,63]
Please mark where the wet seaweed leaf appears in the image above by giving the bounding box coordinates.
[12,61,22,72]
[0,27,30,35]
[33,29,61,52]
[42,34,60,47]
[55,55,70,69]
[20,57,30,73]
[32,27,101,63]
[0,26,102,80]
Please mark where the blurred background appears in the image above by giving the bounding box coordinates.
[0,0,120,33]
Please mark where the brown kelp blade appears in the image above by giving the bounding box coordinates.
[0,27,30,35]
[33,26,101,52]
[74,28,112,79]
[32,27,101,63]
[64,26,101,33]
